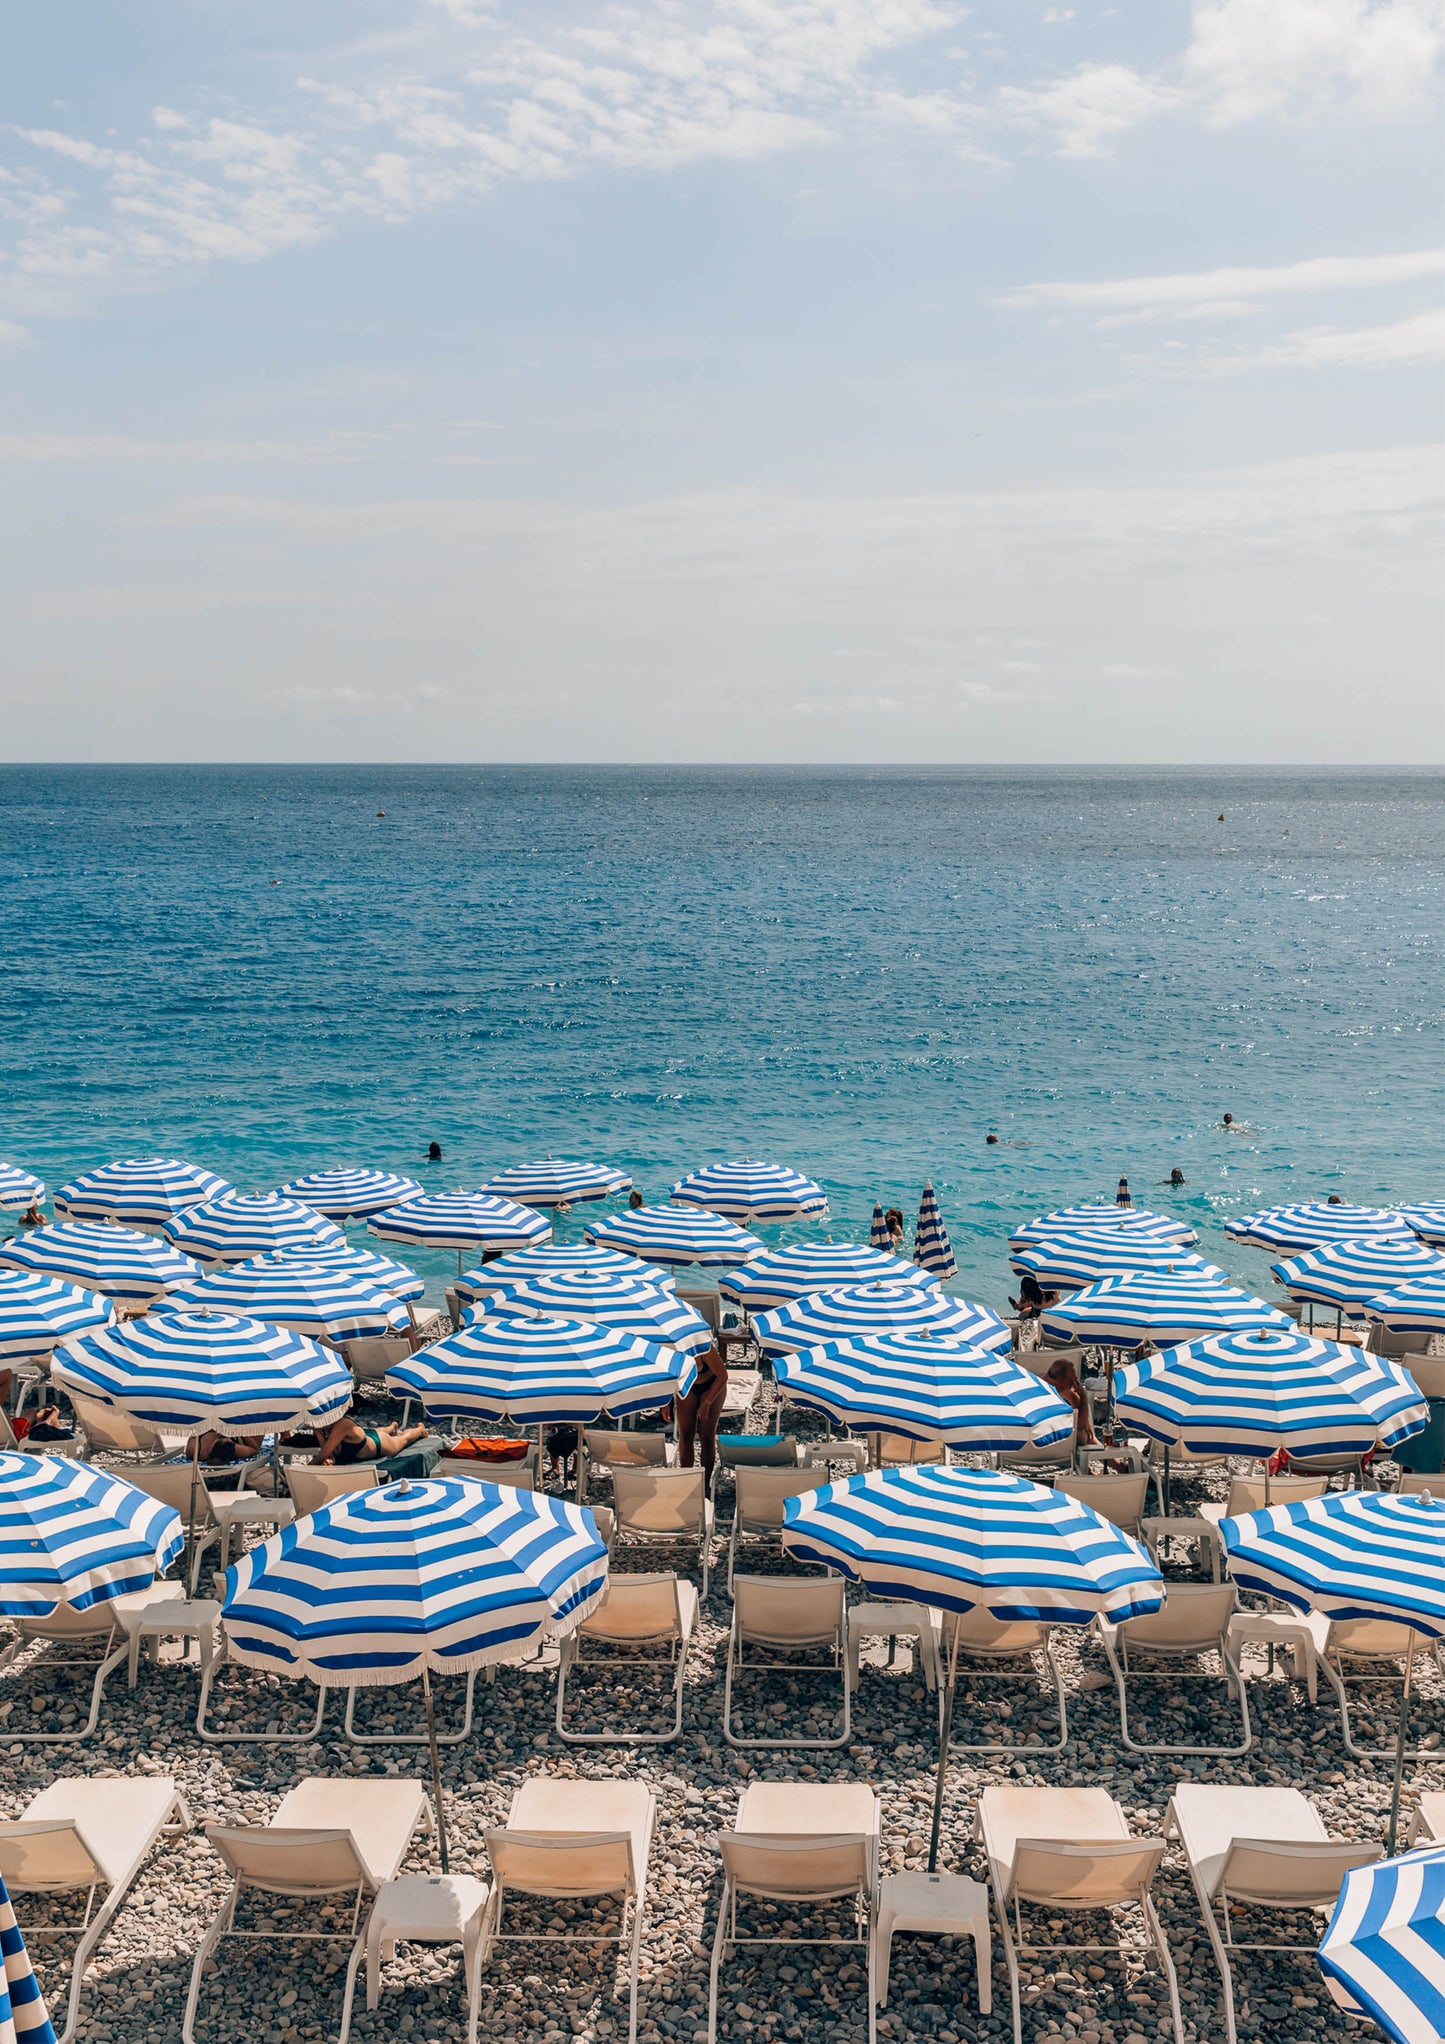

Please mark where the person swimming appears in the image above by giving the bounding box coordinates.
[1166,1168,1186,1187]
[427,1141,442,1161]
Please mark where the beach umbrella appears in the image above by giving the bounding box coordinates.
[0,1452,183,1615]
[720,1241,938,1311]
[1272,1238,1445,1315]
[1368,1277,1445,1338]
[1010,1206,1198,1253]
[752,1282,1010,1356]
[584,1203,762,1270]
[1042,1269,1293,1348]
[1222,1489,1445,1851]
[387,1315,695,1426]
[774,1330,1074,1450]
[474,1271,713,1356]
[668,1160,826,1224]
[53,1158,232,1227]
[1010,1232,1219,1289]
[913,1181,958,1280]
[259,1241,426,1304]
[1226,1204,1416,1252]
[0,1869,57,2044]
[1318,1845,1445,2043]
[163,1192,344,1265]
[782,1465,1162,1867]
[480,1160,631,1210]
[456,1244,673,1307]
[870,1204,890,1251]
[0,1165,44,1215]
[0,1270,114,1364]
[168,1257,409,1344]
[1399,1204,1445,1250]
[0,1223,201,1304]
[222,1477,607,1869]
[369,1192,549,1272]
[274,1168,424,1219]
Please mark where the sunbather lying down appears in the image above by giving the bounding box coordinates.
[313,1414,442,1479]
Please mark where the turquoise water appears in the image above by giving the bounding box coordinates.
[1,765,1440,1309]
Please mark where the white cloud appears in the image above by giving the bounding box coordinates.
[1000,62,1182,156]
[1207,304,1445,369]
[999,247,1445,321]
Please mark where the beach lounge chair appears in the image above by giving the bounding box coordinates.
[0,1773,191,2044]
[719,1370,762,1428]
[610,1467,715,1597]
[125,1464,229,1593]
[708,1781,879,2044]
[1315,1616,1445,1761]
[1136,1438,1230,1516]
[284,1463,379,1515]
[1397,1469,1445,1496]
[726,1465,831,1590]
[1055,1471,1149,1538]
[875,1432,947,1467]
[434,1443,537,1488]
[1096,1583,1252,1755]
[482,1777,654,2044]
[1164,1783,1381,2044]
[555,1572,697,1744]
[0,1582,183,1742]
[345,1333,413,1390]
[183,1776,431,2044]
[994,1435,1075,1482]
[723,1575,850,1749]
[975,1784,1183,2044]
[581,1429,672,1501]
[1407,1792,1445,1846]
[67,1393,168,1466]
[1195,1473,1328,1560]
[716,1433,799,1477]
[937,1609,1068,1753]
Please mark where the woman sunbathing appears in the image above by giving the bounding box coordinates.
[314,1415,435,1468]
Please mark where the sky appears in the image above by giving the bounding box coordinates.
[0,0,1442,764]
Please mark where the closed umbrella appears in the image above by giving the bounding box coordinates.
[720,1241,937,1311]
[275,1168,423,1218]
[0,1271,113,1364]
[168,1258,409,1344]
[584,1204,761,1270]
[1042,1270,1292,1348]
[0,1870,57,2044]
[869,1204,890,1251]
[476,1271,712,1356]
[1227,1204,1416,1252]
[1010,1233,1218,1290]
[669,1160,826,1224]
[1010,1206,1197,1252]
[0,1165,44,1215]
[913,1182,958,1281]
[1273,1238,1445,1320]
[1318,1846,1445,2043]
[480,1160,631,1210]
[370,1192,549,1273]
[387,1315,695,1427]
[0,1223,201,1304]
[0,1452,182,1615]
[164,1193,344,1265]
[774,1330,1074,1451]
[457,1244,672,1307]
[53,1158,231,1227]
[752,1282,1010,1357]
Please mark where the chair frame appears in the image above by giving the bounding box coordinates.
[344,1670,478,1746]
[725,1465,831,1592]
[0,1587,183,1743]
[610,1467,715,1599]
[707,1832,877,2044]
[938,1616,1069,1755]
[722,1575,851,1750]
[1315,1621,1445,1763]
[195,1638,330,1744]
[554,1574,695,1745]
[1097,1587,1253,1757]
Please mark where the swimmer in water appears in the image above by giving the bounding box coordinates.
[427,1141,442,1161]
[628,1188,645,1209]
[1166,1168,1186,1187]
[986,1133,1000,1146]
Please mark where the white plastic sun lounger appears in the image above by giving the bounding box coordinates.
[0,1582,184,1742]
[555,1572,698,1744]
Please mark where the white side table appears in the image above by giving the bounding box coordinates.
[365,1872,494,2044]
[212,1492,294,1571]
[875,1870,991,2010]
[1228,1609,1330,1703]
[1142,1516,1223,1582]
[804,1440,868,1474]
[119,1596,223,1689]
[848,1603,942,1692]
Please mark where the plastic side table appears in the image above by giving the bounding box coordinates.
[875,1870,991,2010]
[365,1872,494,2044]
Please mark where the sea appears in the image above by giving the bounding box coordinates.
[1,764,1440,1312]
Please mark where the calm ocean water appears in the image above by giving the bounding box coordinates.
[1,765,1440,1310]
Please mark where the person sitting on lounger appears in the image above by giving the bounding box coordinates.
[314,1415,441,1478]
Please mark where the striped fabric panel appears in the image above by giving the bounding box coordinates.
[1226,1204,1417,1251]
[473,1272,712,1355]
[480,1160,631,1208]
[0,1224,202,1303]
[0,1270,114,1363]
[913,1181,958,1280]
[1010,1233,1219,1287]
[584,1204,762,1269]
[1041,1270,1292,1347]
[53,1158,231,1225]
[720,1241,938,1310]
[0,1166,44,1214]
[1398,1204,1445,1249]
[1367,1278,1445,1335]
[1319,1847,1445,2044]
[387,1312,695,1423]
[276,1168,424,1217]
[668,1159,827,1222]
[369,1193,550,1251]
[257,1243,425,1304]
[1010,1206,1198,1252]
[169,1259,409,1342]
[869,1205,891,1250]
[163,1194,344,1264]
[0,1452,183,1616]
[457,1245,673,1306]
[0,1873,58,2044]
[775,1331,1074,1449]
[1273,1237,1445,1311]
[1221,1490,1445,1639]
[751,1282,1010,1357]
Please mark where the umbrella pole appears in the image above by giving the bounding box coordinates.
[1385,1631,1416,1857]
[422,1666,450,1874]
[187,1437,201,1583]
[1163,1444,1171,1521]
[927,1620,962,1874]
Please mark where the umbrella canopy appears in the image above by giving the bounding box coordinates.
[274,1168,423,1219]
[913,1182,958,1281]
[53,1157,231,1227]
[0,1164,43,1214]
[752,1282,1011,1357]
[1010,1232,1219,1289]
[668,1159,826,1223]
[456,1244,673,1306]
[1114,1327,1429,1462]
[258,1241,425,1304]
[163,1192,344,1265]
[474,1271,712,1356]
[1318,1846,1445,2044]
[720,1241,938,1311]
[387,1314,696,1424]
[0,1270,114,1363]
[480,1159,631,1209]
[1221,1489,1445,1638]
[1227,1203,1416,1252]
[369,1191,550,1254]
[1010,1206,1198,1252]
[0,1223,201,1304]
[1399,1204,1445,1250]
[775,1331,1074,1450]
[1368,1277,1445,1337]
[53,1309,352,1440]
[168,1257,409,1344]
[1272,1237,1445,1313]
[0,1452,183,1615]
[869,1204,890,1250]
[585,1203,762,1269]
[0,1868,57,2044]
[1042,1269,1293,1347]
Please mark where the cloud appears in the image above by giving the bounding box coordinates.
[1001,62,1182,157]
[999,248,1445,322]
[1207,304,1445,369]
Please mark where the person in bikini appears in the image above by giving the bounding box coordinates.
[674,1340,728,1486]
[314,1414,438,1473]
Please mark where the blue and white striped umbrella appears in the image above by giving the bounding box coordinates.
[0,1165,43,1215]
[1041,1270,1293,1348]
[0,1868,57,2044]
[913,1182,959,1281]
[456,1244,673,1307]
[53,1309,352,1440]
[0,1270,114,1363]
[669,1159,826,1223]
[870,1204,890,1251]
[168,1257,409,1343]
[1010,1206,1198,1253]
[0,1223,201,1303]
[1319,1846,1445,2044]
[222,1477,608,1683]
[0,1453,183,1615]
[781,1465,1163,1623]
[387,1314,695,1424]
[1010,1232,1219,1288]
[775,1331,1074,1451]
[1367,1278,1445,1337]
[480,1159,631,1210]
[1221,1489,1445,1638]
[751,1282,1011,1356]
[1399,1204,1445,1250]
[163,1192,344,1265]
[274,1168,424,1219]
[260,1241,425,1304]
[53,1157,232,1227]
[1114,1327,1429,1462]
[1227,1203,1416,1252]
[474,1271,713,1356]
[720,1241,938,1311]
[585,1203,762,1269]
[369,1191,550,1254]
[1273,1237,1445,1313]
